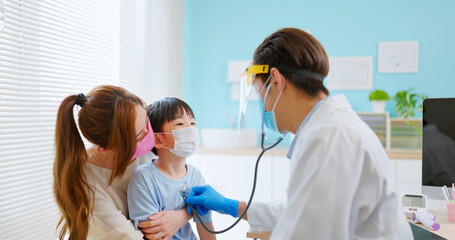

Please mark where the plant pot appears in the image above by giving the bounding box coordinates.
[371,100,386,113]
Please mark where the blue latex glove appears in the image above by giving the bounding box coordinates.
[186,204,209,216]
[184,185,239,218]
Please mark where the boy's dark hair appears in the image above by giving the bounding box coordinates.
[147,97,195,155]
[253,28,330,97]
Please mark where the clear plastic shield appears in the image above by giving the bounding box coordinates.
[238,73,254,129]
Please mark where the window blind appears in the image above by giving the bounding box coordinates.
[119,0,184,104]
[0,0,116,239]
[0,0,184,239]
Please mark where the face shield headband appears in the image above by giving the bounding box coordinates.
[238,64,325,129]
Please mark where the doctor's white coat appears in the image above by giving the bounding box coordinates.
[247,95,413,239]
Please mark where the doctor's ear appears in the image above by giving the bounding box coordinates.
[270,68,286,91]
[154,133,164,149]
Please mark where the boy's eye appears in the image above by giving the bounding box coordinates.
[191,122,196,125]
[176,122,184,126]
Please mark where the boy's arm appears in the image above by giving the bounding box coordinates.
[127,170,160,229]
[196,223,216,240]
[192,167,216,239]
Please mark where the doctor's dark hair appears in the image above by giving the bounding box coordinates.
[54,85,144,240]
[253,28,330,97]
[147,97,195,155]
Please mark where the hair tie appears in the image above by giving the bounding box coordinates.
[75,93,85,107]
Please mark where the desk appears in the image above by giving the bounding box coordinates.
[246,210,455,240]
[246,231,270,240]
[409,209,455,240]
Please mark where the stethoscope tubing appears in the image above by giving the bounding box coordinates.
[188,132,284,234]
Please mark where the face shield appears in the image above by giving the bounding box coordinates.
[238,65,269,129]
[238,64,326,129]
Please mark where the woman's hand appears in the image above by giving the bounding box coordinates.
[138,208,191,240]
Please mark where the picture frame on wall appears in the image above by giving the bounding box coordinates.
[327,57,373,90]
[378,41,419,73]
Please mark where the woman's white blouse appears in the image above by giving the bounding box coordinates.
[85,152,154,240]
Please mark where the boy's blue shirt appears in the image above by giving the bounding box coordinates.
[127,158,212,240]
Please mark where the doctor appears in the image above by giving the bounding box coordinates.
[185,28,413,239]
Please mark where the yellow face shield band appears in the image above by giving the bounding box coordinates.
[238,64,269,129]
[240,65,269,84]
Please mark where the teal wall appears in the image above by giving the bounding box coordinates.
[184,0,455,145]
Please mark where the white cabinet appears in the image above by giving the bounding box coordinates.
[187,153,289,240]
[391,158,422,197]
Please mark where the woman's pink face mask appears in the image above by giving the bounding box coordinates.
[132,120,154,160]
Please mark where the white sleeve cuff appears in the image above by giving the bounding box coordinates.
[247,201,285,232]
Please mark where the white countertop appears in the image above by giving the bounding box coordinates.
[196,146,422,159]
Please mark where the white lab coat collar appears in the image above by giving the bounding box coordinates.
[288,95,351,159]
[287,98,326,159]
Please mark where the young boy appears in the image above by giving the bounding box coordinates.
[128,97,215,240]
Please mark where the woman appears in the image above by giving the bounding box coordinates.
[54,85,191,240]
[185,28,413,239]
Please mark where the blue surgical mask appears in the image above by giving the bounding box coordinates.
[259,97,280,133]
[259,76,287,135]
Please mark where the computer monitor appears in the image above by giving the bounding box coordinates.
[422,98,455,200]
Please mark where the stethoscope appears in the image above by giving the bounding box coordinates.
[181,81,285,234]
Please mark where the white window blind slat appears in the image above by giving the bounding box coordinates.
[0,111,58,117]
[4,21,112,53]
[0,127,55,135]
[0,99,61,107]
[4,12,111,45]
[0,50,111,73]
[0,178,53,199]
[0,155,52,165]
[0,63,111,80]
[1,210,57,236]
[0,155,53,166]
[0,135,52,144]
[0,147,54,161]
[2,210,57,231]
[2,213,58,239]
[7,0,111,35]
[0,139,53,151]
[1,180,53,199]
[0,117,54,124]
[0,164,52,181]
[0,36,112,62]
[2,198,56,219]
[0,75,110,88]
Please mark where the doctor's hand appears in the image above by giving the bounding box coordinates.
[185,185,239,218]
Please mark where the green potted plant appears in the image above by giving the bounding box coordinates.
[369,89,389,113]
[393,88,427,123]
[392,88,427,148]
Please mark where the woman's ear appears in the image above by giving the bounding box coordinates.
[154,133,164,149]
[97,146,115,155]
[97,146,107,153]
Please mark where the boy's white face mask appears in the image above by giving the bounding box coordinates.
[159,127,201,157]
